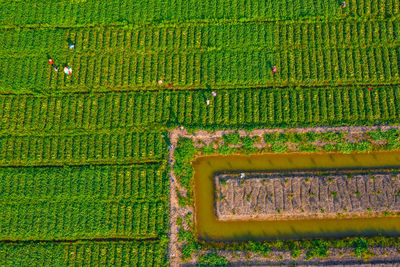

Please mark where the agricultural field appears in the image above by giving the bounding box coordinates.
[0,0,400,266]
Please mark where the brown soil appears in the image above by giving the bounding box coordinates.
[215,171,400,221]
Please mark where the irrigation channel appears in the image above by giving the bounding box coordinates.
[193,151,400,241]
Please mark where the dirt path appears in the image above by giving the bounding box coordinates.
[167,125,400,266]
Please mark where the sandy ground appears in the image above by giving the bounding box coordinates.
[168,125,400,266]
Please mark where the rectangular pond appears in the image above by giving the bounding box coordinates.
[193,151,400,241]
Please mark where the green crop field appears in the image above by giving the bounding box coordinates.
[0,0,399,265]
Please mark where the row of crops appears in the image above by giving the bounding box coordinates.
[1,86,399,132]
[4,47,399,92]
[2,17,400,93]
[0,241,167,266]
[0,128,170,264]
[0,164,168,202]
[2,20,397,55]
[1,0,396,27]
[0,131,166,165]
[2,46,400,93]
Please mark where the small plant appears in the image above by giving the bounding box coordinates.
[352,237,368,258]
[320,209,325,213]
[383,211,391,216]
[222,132,241,145]
[355,191,360,196]
[277,209,281,213]
[328,178,333,183]
[305,240,329,260]
[177,217,183,227]
[331,192,337,198]
[198,253,228,267]
[220,179,227,185]
[246,194,251,200]
[367,207,371,211]
[376,190,381,195]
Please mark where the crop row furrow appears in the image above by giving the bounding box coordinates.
[0,240,167,266]
[2,86,400,132]
[0,0,398,28]
[1,20,399,55]
[0,131,166,166]
[0,164,168,201]
[2,46,400,93]
[0,200,168,241]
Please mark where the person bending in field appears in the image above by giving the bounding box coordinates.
[53,65,59,72]
[272,66,277,74]
[64,65,72,75]
[341,1,346,8]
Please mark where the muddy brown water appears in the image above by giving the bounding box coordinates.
[193,151,400,241]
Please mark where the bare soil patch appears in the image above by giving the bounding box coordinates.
[215,170,400,221]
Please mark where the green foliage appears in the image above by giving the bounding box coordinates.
[305,240,329,260]
[217,144,235,155]
[264,133,279,143]
[223,132,241,145]
[297,143,318,152]
[367,130,386,141]
[198,253,229,266]
[305,132,319,142]
[241,136,257,153]
[175,138,196,163]
[270,144,288,153]
[287,132,305,143]
[202,144,215,155]
[321,132,342,142]
[0,241,168,266]
[246,241,271,257]
[174,138,196,188]
[352,238,369,258]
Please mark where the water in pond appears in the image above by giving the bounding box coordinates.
[193,151,400,241]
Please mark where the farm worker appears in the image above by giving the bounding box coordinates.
[272,66,277,74]
[53,65,59,72]
[368,87,372,91]
[64,65,72,75]
[48,58,54,65]
[169,84,172,87]
[158,80,163,85]
[341,1,346,8]
[206,99,210,105]
[212,91,217,97]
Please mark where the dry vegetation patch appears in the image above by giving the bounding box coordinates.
[215,170,400,220]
